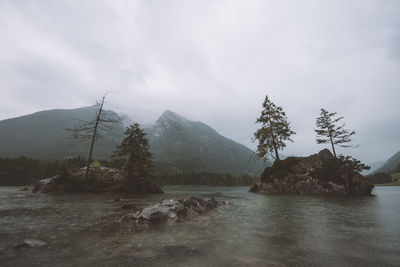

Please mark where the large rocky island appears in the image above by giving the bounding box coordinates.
[250,149,374,196]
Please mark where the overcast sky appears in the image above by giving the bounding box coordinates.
[1,0,399,163]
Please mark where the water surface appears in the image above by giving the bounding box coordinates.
[0,186,399,266]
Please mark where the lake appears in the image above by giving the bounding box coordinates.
[0,186,399,266]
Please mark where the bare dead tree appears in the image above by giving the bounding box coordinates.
[67,93,123,179]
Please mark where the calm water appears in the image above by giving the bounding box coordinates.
[0,186,399,267]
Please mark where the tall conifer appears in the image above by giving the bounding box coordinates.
[253,95,295,161]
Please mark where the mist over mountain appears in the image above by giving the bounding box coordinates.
[375,151,400,173]
[0,106,124,160]
[0,107,266,176]
[361,161,385,175]
[146,110,266,176]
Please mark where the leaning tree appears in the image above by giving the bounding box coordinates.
[68,93,123,179]
[252,95,295,162]
[315,108,355,158]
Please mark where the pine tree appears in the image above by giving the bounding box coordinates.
[112,123,154,181]
[253,95,295,161]
[315,108,355,158]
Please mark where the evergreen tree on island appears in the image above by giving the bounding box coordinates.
[112,123,154,183]
[315,108,355,158]
[253,95,295,161]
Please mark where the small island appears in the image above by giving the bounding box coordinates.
[31,163,163,194]
[250,97,373,196]
[32,120,163,194]
[250,149,373,196]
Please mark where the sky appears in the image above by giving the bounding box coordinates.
[0,0,399,163]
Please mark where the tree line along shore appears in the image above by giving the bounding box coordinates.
[1,93,397,191]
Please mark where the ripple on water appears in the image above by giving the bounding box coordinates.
[0,186,399,266]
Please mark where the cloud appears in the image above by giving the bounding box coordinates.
[0,0,399,162]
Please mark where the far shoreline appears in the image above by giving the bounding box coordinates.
[374,182,400,186]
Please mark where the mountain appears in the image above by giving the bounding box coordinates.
[375,151,400,173]
[361,160,385,175]
[145,110,266,176]
[0,108,266,176]
[0,106,124,160]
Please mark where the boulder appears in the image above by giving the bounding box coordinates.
[120,197,226,223]
[250,149,374,196]
[31,176,60,193]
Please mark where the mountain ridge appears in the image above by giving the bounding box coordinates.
[0,106,124,160]
[0,106,266,176]
[375,151,400,173]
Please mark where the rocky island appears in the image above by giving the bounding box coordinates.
[31,163,163,194]
[250,149,374,196]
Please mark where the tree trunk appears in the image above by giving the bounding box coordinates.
[329,134,337,158]
[84,131,96,179]
[271,132,280,161]
[126,155,135,178]
[84,96,105,179]
[267,118,280,161]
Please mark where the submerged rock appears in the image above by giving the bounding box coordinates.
[120,197,227,223]
[250,149,374,196]
[14,239,47,249]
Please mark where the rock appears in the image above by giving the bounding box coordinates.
[135,199,186,222]
[328,182,346,194]
[31,176,60,193]
[14,239,47,249]
[120,197,226,223]
[250,149,374,196]
[75,163,125,181]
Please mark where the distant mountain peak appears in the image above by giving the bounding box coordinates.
[145,109,266,176]
[157,110,189,124]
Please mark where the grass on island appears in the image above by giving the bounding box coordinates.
[375,173,400,186]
